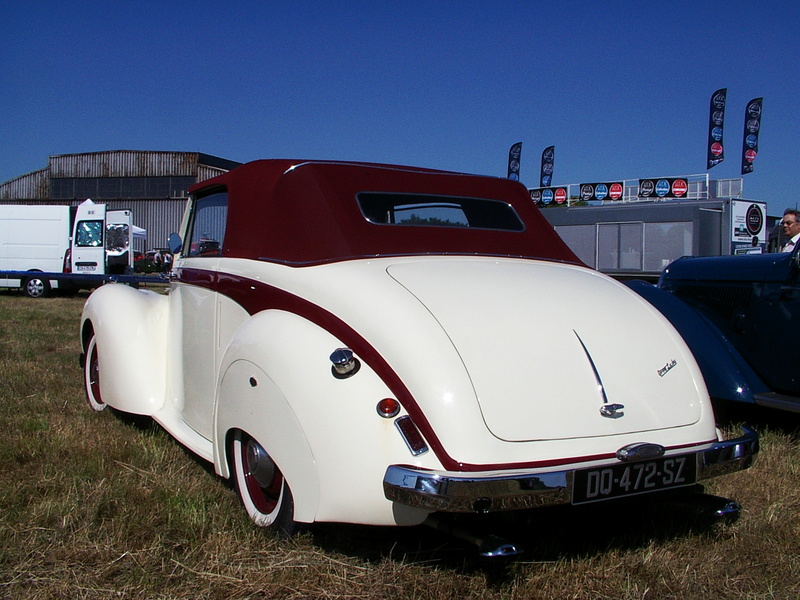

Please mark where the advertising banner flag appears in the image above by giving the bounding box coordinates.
[540,146,554,187]
[741,98,763,175]
[707,88,727,169]
[507,142,522,180]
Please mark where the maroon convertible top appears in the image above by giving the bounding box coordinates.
[189,159,581,266]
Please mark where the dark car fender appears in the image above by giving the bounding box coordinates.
[624,280,770,406]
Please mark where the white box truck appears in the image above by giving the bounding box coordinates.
[0,199,136,297]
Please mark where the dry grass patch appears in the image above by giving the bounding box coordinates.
[1,291,799,599]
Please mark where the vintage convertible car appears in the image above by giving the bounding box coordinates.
[79,159,757,547]
[627,246,800,414]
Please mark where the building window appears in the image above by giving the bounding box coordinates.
[644,222,693,271]
[598,222,643,271]
[50,175,196,199]
[554,224,596,268]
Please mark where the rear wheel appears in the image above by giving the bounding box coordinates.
[83,333,107,411]
[231,430,297,536]
[23,275,50,298]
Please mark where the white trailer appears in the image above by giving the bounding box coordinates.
[0,199,136,297]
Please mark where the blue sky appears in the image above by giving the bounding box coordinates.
[2,1,798,216]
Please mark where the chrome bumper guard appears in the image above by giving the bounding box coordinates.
[383,426,759,513]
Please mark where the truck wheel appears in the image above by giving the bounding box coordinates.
[231,430,297,536]
[83,333,107,411]
[23,275,50,298]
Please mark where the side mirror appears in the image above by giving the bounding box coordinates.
[168,232,182,254]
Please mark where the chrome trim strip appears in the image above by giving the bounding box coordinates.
[574,330,609,405]
[383,426,758,513]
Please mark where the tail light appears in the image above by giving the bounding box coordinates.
[63,248,71,273]
[395,415,428,456]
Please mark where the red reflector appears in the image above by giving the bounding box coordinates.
[395,415,428,456]
[377,398,400,418]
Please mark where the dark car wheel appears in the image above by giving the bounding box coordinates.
[231,430,297,536]
[84,333,107,411]
[23,275,50,298]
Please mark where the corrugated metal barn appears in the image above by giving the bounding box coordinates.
[0,150,241,252]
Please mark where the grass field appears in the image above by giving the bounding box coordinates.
[1,291,799,599]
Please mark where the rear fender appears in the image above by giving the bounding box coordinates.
[625,280,768,405]
[214,309,432,526]
[80,284,169,414]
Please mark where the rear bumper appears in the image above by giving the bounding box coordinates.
[383,426,759,513]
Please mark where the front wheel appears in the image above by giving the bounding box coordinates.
[83,333,107,411]
[231,430,297,536]
[23,275,50,298]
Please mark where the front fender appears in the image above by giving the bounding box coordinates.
[624,280,769,405]
[80,284,169,414]
[214,309,432,526]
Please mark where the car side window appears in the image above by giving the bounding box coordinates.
[186,192,228,257]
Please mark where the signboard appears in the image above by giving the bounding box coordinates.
[638,178,689,199]
[578,182,625,202]
[529,187,568,206]
[731,201,767,254]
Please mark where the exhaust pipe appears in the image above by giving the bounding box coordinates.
[424,515,523,557]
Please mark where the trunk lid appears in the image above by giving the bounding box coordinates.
[387,258,703,442]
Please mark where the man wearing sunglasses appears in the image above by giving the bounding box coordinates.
[781,209,800,252]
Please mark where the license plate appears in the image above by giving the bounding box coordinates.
[77,265,95,271]
[572,454,697,504]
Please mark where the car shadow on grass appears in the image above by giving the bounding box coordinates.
[309,485,738,575]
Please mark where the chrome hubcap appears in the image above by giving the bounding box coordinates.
[245,439,275,488]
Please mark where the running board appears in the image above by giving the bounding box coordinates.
[754,392,800,414]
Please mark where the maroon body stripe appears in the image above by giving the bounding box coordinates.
[176,267,717,472]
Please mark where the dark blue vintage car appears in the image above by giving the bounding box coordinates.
[626,246,800,414]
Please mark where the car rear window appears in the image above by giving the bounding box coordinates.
[357,193,525,231]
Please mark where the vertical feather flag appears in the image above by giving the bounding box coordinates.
[540,146,554,187]
[507,142,522,180]
[741,98,763,174]
[707,88,727,169]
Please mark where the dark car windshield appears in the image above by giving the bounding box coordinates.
[357,193,525,231]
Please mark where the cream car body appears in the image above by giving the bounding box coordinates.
[80,160,757,533]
